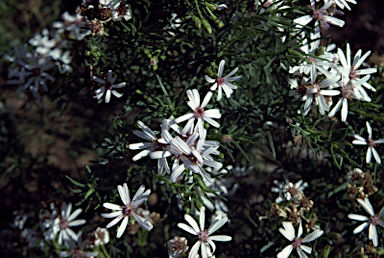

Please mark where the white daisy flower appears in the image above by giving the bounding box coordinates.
[92,227,109,246]
[92,70,126,103]
[346,168,364,184]
[294,1,345,30]
[175,89,221,133]
[59,231,98,258]
[303,67,340,116]
[272,179,308,204]
[348,198,384,247]
[352,122,384,164]
[52,12,91,40]
[54,202,86,246]
[337,43,377,97]
[204,60,242,101]
[167,236,189,258]
[170,129,222,184]
[289,31,337,77]
[128,120,171,174]
[328,76,371,122]
[177,206,231,258]
[101,183,153,238]
[277,220,323,258]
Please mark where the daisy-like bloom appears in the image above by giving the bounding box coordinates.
[111,1,132,21]
[204,60,242,101]
[178,206,231,258]
[170,129,222,184]
[303,67,340,116]
[175,89,221,133]
[54,202,86,246]
[348,198,384,247]
[294,1,345,30]
[93,70,126,103]
[59,231,98,258]
[337,43,377,98]
[167,236,189,258]
[277,220,324,258]
[93,227,109,246]
[128,120,171,174]
[289,31,337,77]
[53,12,91,40]
[346,168,364,184]
[101,183,153,238]
[328,76,371,122]
[352,122,384,164]
[272,179,308,204]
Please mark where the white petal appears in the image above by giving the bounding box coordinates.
[325,15,345,27]
[209,235,232,241]
[296,247,309,258]
[366,147,372,164]
[294,15,312,26]
[366,121,372,138]
[372,147,382,164]
[277,244,293,258]
[103,203,122,211]
[132,149,151,161]
[67,208,82,222]
[68,219,86,227]
[280,222,296,241]
[128,142,154,150]
[175,113,194,124]
[101,211,122,218]
[218,60,225,78]
[353,222,369,234]
[369,224,378,247]
[302,230,323,243]
[207,217,228,235]
[328,99,342,118]
[204,109,221,119]
[203,116,220,128]
[184,214,200,233]
[116,216,129,238]
[205,75,215,83]
[201,92,213,108]
[188,241,201,258]
[106,215,123,228]
[301,245,312,254]
[132,213,153,231]
[178,223,198,235]
[354,51,371,69]
[105,90,111,103]
[199,207,206,231]
[341,98,348,121]
[357,198,375,216]
[348,214,369,221]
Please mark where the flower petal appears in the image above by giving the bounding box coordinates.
[277,244,293,258]
[178,222,198,235]
[116,216,128,238]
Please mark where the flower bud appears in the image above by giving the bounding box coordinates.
[221,134,233,143]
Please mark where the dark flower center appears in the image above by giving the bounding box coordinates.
[217,78,225,85]
[194,107,204,118]
[124,206,133,216]
[32,67,41,77]
[59,220,69,230]
[370,215,381,226]
[292,237,302,248]
[198,230,209,243]
[105,81,113,90]
[287,187,298,196]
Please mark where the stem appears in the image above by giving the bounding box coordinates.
[194,0,203,19]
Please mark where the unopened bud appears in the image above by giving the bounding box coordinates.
[221,135,233,143]
[150,58,157,66]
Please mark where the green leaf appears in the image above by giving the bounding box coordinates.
[65,175,85,188]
